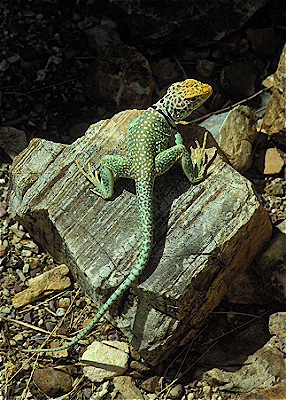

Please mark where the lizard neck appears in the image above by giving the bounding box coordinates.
[150,105,177,130]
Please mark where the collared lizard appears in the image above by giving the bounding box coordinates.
[23,78,212,353]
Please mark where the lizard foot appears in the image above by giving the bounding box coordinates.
[76,160,111,198]
[190,131,208,182]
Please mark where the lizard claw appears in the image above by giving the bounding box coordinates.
[190,131,208,165]
[189,132,208,182]
[76,159,111,198]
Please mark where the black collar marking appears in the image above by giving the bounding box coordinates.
[150,105,177,130]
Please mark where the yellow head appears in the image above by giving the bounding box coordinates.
[154,79,212,122]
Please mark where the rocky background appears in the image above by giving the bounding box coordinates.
[0,0,285,399]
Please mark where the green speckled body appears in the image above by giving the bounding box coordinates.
[24,79,212,353]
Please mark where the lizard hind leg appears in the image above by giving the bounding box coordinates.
[76,155,132,199]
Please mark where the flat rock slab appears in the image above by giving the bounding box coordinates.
[8,109,272,364]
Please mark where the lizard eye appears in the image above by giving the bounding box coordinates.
[189,96,199,103]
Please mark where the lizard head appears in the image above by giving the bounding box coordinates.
[154,79,212,122]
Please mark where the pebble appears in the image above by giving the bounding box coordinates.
[13,333,23,342]
[113,376,144,400]
[21,249,32,257]
[2,288,10,297]
[264,148,284,174]
[203,385,211,399]
[0,244,7,257]
[141,376,161,393]
[58,297,71,309]
[23,263,29,273]
[33,367,73,396]
[265,178,284,196]
[146,394,157,400]
[1,306,11,314]
[129,371,145,379]
[130,360,150,374]
[91,381,110,400]
[16,268,26,282]
[129,344,141,360]
[56,307,66,317]
[45,322,55,331]
[23,312,32,323]
[0,201,8,217]
[23,241,39,252]
[168,383,184,399]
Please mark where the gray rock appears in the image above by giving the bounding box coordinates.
[202,337,286,392]
[8,109,272,364]
[82,340,129,382]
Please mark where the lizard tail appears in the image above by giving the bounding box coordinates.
[23,179,154,353]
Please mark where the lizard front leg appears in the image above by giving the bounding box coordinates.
[155,132,208,183]
[76,155,132,199]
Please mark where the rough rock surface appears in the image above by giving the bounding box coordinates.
[113,376,144,400]
[82,340,129,382]
[202,312,286,393]
[262,44,286,145]
[85,44,154,111]
[8,109,272,364]
[32,367,73,397]
[218,105,257,173]
[226,220,286,305]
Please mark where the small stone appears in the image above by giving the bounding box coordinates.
[56,307,66,317]
[23,240,39,253]
[264,148,284,174]
[13,333,24,342]
[0,201,8,217]
[265,178,284,196]
[1,307,11,314]
[58,297,71,309]
[141,376,161,393]
[129,344,141,360]
[83,387,92,398]
[23,312,32,323]
[202,385,211,400]
[91,381,110,400]
[187,393,195,400]
[82,340,129,382]
[0,244,7,257]
[269,312,286,342]
[146,395,157,400]
[13,283,23,293]
[113,376,144,400]
[129,371,145,379]
[45,322,55,331]
[33,367,73,396]
[21,249,32,257]
[168,383,184,399]
[130,360,150,374]
[7,53,20,63]
[16,268,26,282]
[23,263,30,273]
[2,288,10,297]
